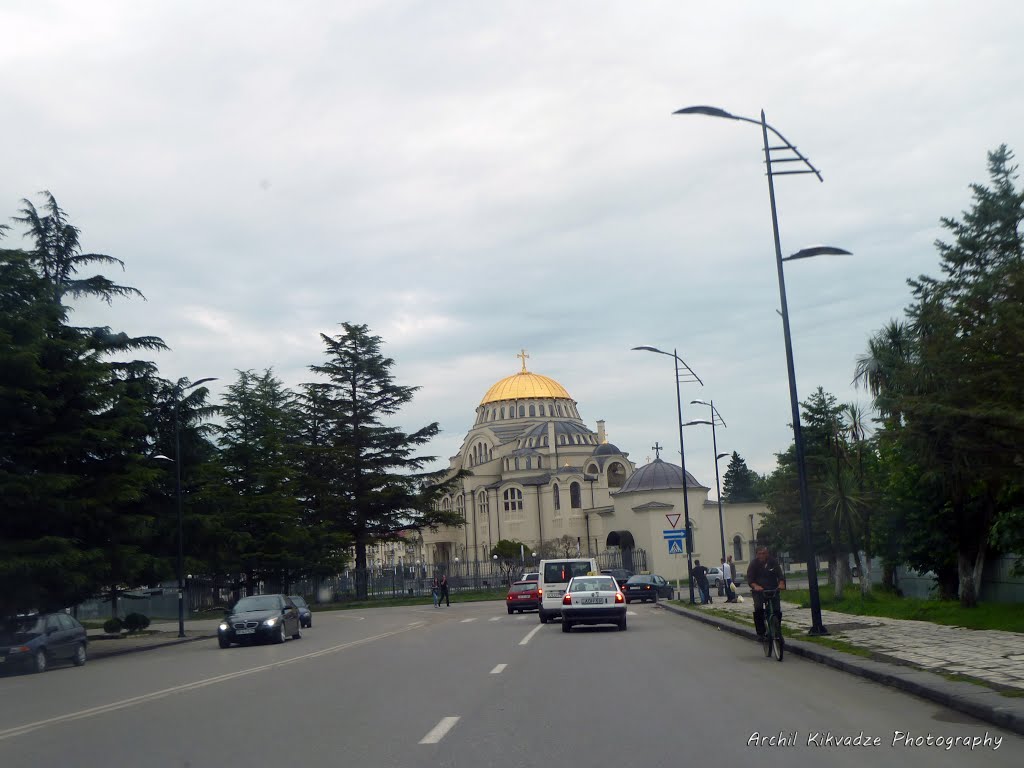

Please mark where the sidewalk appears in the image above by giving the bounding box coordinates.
[661,596,1024,736]
[86,619,221,660]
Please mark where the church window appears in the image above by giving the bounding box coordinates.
[514,458,520,470]
[570,482,582,509]
[559,435,567,446]
[553,483,560,511]
[733,535,744,562]
[557,404,564,416]
[529,404,536,417]
[478,492,488,517]
[456,495,465,518]
[539,404,545,416]
[503,488,524,520]
[608,462,626,488]
[526,457,532,469]
[586,464,598,475]
[518,405,525,417]
[500,406,506,419]
[441,496,452,512]
[536,456,543,469]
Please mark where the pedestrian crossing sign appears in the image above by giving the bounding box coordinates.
[668,539,684,554]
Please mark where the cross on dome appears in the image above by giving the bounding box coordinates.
[517,348,530,373]
[651,442,663,460]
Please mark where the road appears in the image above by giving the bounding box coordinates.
[0,601,1019,767]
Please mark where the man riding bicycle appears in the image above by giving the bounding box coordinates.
[745,545,786,639]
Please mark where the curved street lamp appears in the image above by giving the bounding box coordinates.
[631,345,703,604]
[674,105,854,635]
[685,398,729,563]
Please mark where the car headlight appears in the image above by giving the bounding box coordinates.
[263,618,278,627]
[219,623,228,631]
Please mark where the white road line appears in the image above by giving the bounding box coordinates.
[490,664,507,674]
[0,626,421,742]
[419,716,460,744]
[460,618,477,623]
[489,617,501,621]
[519,624,544,645]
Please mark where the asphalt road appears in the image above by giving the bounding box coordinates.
[0,601,1019,767]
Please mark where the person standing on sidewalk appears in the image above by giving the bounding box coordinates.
[720,557,735,602]
[726,555,739,602]
[431,576,441,607]
[692,560,711,604]
[440,574,450,607]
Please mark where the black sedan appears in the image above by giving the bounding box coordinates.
[218,595,302,648]
[288,595,313,628]
[0,612,88,674]
[621,574,674,603]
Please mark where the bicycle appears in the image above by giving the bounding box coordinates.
[758,588,784,662]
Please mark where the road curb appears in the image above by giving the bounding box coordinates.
[88,634,216,660]
[660,601,1024,737]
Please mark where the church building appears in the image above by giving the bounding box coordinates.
[421,353,769,584]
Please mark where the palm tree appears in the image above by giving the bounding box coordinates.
[852,320,915,429]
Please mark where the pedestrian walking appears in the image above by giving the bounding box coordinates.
[431,576,441,607]
[726,555,738,602]
[692,560,711,604]
[721,557,736,602]
[440,574,450,607]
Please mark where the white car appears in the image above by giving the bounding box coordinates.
[705,567,743,588]
[560,574,627,632]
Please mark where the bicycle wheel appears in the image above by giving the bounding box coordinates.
[762,616,773,657]
[771,615,784,661]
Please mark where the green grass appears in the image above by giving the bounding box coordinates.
[783,585,1024,633]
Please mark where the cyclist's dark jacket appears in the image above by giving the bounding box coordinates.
[746,557,784,590]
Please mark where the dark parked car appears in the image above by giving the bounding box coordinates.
[600,568,634,587]
[218,594,302,648]
[289,595,312,628]
[621,574,674,603]
[506,581,541,613]
[0,612,88,674]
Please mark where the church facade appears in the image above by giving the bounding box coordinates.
[421,355,769,584]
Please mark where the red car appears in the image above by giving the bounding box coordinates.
[506,581,541,614]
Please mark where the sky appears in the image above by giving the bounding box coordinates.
[2,1,1022,493]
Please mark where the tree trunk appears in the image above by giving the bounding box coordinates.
[858,555,872,597]
[958,547,987,608]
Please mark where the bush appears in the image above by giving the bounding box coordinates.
[103,617,123,634]
[123,613,150,633]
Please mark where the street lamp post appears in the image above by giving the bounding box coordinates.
[632,346,703,604]
[167,377,216,638]
[685,398,728,562]
[674,105,850,635]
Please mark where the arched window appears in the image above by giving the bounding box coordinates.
[500,406,506,419]
[539,404,546,416]
[478,491,488,517]
[559,435,567,445]
[514,458,520,470]
[456,495,465,519]
[441,497,452,512]
[526,457,532,469]
[529,404,536,417]
[733,535,743,562]
[503,488,524,521]
[536,456,543,469]
[553,483,561,511]
[557,404,564,416]
[586,463,598,475]
[608,462,626,488]
[570,482,582,509]
[518,405,525,417]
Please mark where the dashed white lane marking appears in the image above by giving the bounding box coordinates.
[519,624,544,645]
[490,664,507,674]
[489,617,501,621]
[330,613,365,620]
[460,618,477,623]
[419,716,460,744]
[0,626,421,742]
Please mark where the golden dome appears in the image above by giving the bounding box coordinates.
[479,350,572,405]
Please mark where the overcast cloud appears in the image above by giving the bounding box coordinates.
[3,1,1022,490]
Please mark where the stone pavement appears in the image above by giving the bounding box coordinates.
[85,619,221,660]
[661,596,1024,736]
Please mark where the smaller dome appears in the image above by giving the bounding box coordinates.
[616,458,701,494]
[592,442,623,456]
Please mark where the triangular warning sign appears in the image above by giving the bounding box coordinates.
[668,539,684,554]
[666,513,681,529]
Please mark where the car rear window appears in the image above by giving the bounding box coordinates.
[570,577,615,592]
[510,583,534,593]
[543,561,593,583]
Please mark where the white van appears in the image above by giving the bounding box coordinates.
[537,557,599,623]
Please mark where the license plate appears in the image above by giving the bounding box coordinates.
[236,628,256,635]
[581,598,606,605]
[518,595,532,599]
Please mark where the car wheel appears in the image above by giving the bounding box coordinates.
[618,616,627,631]
[275,623,286,644]
[625,598,632,604]
[218,636,231,649]
[292,624,301,641]
[652,593,659,604]
[73,643,87,666]
[561,620,572,633]
[507,606,514,614]
[539,612,548,624]
[33,649,47,673]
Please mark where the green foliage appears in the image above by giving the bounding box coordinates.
[295,324,465,598]
[103,617,123,634]
[721,452,763,502]
[123,612,150,633]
